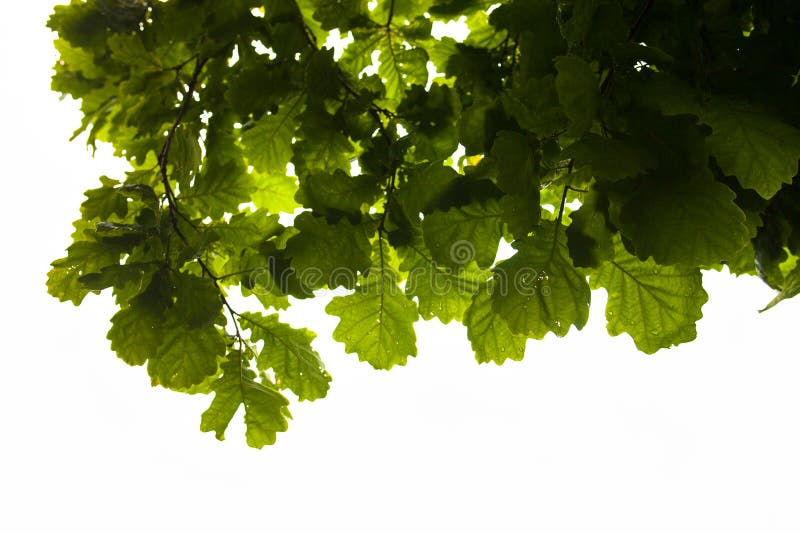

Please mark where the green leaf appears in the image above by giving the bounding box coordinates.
[242,93,305,175]
[490,131,538,195]
[402,243,489,323]
[590,237,709,354]
[396,162,460,217]
[81,176,128,220]
[118,182,159,210]
[491,1,564,78]
[619,172,749,266]
[429,0,490,16]
[148,323,226,390]
[201,356,291,448]
[48,239,125,305]
[560,0,626,51]
[705,101,800,199]
[499,193,540,239]
[422,199,503,268]
[212,210,283,251]
[340,26,428,105]
[285,212,373,289]
[491,221,591,338]
[171,124,202,189]
[488,131,542,238]
[446,43,502,94]
[466,9,506,48]
[562,134,655,183]
[292,105,356,175]
[377,37,429,102]
[311,0,370,31]
[630,79,800,197]
[760,265,800,312]
[226,61,296,118]
[229,249,291,311]
[268,22,308,59]
[107,33,155,67]
[464,282,527,364]
[53,38,103,79]
[297,169,382,215]
[501,76,566,137]
[251,172,301,214]
[372,0,433,20]
[554,55,599,136]
[458,97,495,155]
[397,84,460,162]
[565,188,615,268]
[78,262,157,293]
[107,303,165,367]
[340,27,385,76]
[183,165,255,219]
[239,312,331,401]
[326,242,418,369]
[306,47,343,100]
[172,272,222,329]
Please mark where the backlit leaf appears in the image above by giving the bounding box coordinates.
[239,312,331,401]
[422,199,503,268]
[326,241,418,369]
[464,282,527,364]
[491,221,591,338]
[201,356,291,448]
[590,237,708,353]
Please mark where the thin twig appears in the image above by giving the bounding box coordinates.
[158,57,208,238]
[156,56,246,349]
[385,0,395,27]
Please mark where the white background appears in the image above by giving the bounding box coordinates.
[1,2,799,532]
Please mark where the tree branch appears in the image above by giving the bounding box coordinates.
[385,0,395,27]
[156,56,247,350]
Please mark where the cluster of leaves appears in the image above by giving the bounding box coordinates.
[48,0,800,447]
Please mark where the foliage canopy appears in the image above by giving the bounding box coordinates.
[48,0,800,447]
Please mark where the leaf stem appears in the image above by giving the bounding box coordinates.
[378,167,397,234]
[555,185,570,229]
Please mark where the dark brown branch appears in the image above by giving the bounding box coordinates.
[385,0,395,27]
[156,56,246,348]
[158,57,208,236]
